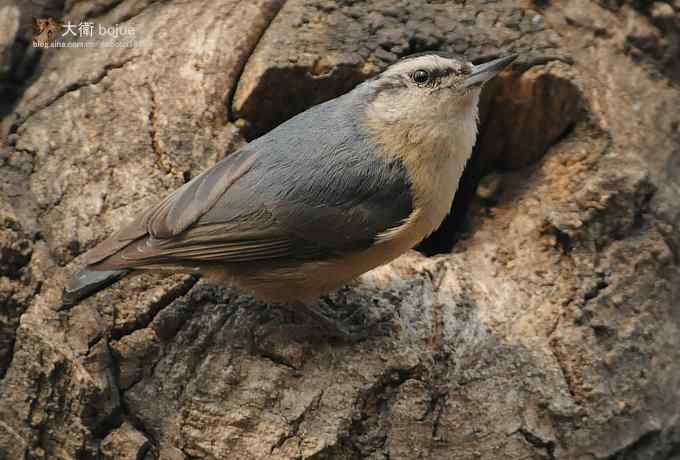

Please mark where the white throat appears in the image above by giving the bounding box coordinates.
[365,89,481,241]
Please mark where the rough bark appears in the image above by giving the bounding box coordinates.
[1,0,679,459]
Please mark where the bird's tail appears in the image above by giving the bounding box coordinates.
[61,267,130,309]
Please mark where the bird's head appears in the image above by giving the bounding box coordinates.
[362,52,517,153]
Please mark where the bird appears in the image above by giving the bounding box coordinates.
[63,51,516,335]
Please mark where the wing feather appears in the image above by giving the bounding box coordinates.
[86,91,414,271]
[83,149,256,266]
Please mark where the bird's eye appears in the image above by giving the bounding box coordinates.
[412,69,430,84]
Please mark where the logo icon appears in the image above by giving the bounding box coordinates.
[32,18,62,47]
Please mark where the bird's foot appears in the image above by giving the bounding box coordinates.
[294,300,393,343]
[254,299,393,344]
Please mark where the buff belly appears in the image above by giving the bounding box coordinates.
[202,195,452,303]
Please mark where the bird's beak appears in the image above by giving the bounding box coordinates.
[462,54,518,89]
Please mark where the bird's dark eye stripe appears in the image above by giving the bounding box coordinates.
[430,67,458,78]
[409,67,459,82]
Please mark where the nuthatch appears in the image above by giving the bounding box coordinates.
[64,52,516,318]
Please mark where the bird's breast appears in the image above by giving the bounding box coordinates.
[376,142,467,247]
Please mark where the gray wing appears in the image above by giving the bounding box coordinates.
[83,147,259,265]
[86,88,414,270]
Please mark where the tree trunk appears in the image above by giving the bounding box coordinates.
[1,0,679,459]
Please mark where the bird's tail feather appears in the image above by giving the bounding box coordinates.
[61,268,130,309]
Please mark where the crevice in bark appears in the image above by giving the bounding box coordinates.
[110,275,198,340]
[600,428,662,459]
[119,403,158,460]
[343,367,420,458]
[516,427,557,460]
[226,0,288,124]
[548,337,580,404]
[10,55,139,135]
[270,390,324,455]
[95,337,156,459]
[551,227,574,256]
[0,237,32,281]
[86,340,124,440]
[428,390,448,441]
[256,349,298,371]
[144,82,170,175]
[586,273,609,302]
[0,49,42,121]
